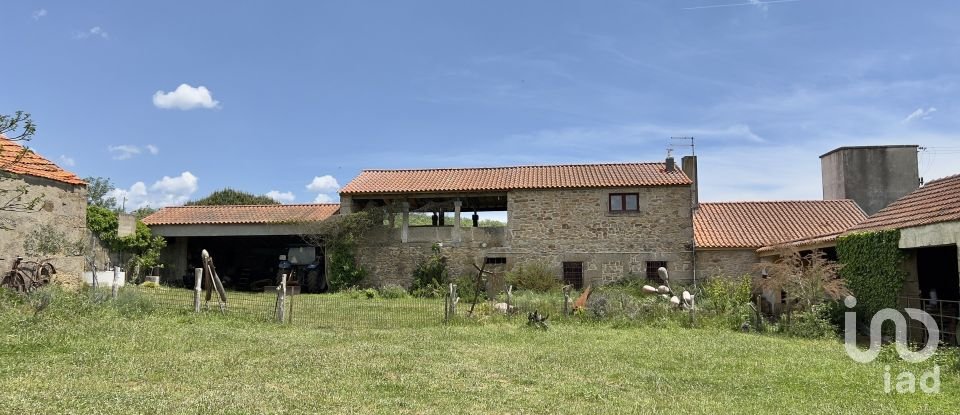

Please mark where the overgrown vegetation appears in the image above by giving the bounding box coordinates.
[411,243,449,297]
[299,210,382,291]
[86,205,166,278]
[757,248,850,312]
[505,261,560,292]
[837,230,906,321]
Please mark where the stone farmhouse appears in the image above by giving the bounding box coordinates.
[144,143,958,297]
[0,135,87,282]
[338,158,696,289]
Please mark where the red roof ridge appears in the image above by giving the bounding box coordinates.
[361,161,673,173]
[166,203,339,209]
[923,173,960,186]
[700,199,861,206]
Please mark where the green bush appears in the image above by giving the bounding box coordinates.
[328,242,367,292]
[453,274,486,303]
[506,262,560,292]
[411,244,449,297]
[140,281,160,289]
[780,304,836,339]
[378,284,409,299]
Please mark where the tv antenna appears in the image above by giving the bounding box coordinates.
[671,136,696,156]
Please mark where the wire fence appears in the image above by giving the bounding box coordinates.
[125,286,446,328]
[901,296,960,347]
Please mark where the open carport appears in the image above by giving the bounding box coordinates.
[143,204,339,291]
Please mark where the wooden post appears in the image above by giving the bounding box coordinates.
[193,267,203,313]
[111,266,120,299]
[447,283,458,317]
[562,285,571,316]
[506,285,513,314]
[277,273,288,323]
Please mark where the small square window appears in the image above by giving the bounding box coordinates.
[609,193,640,212]
[484,257,507,265]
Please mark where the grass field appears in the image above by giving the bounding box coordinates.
[1,290,959,414]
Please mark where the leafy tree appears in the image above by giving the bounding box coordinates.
[86,205,166,277]
[1,111,42,229]
[83,176,118,210]
[131,206,157,220]
[185,188,279,206]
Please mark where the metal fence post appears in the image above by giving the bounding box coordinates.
[193,268,203,313]
[277,273,287,324]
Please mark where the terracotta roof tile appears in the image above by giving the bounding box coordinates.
[142,204,340,226]
[0,135,85,185]
[340,162,692,195]
[694,200,867,249]
[847,173,960,232]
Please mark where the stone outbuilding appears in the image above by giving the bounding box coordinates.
[0,135,87,284]
[143,203,339,290]
[844,173,960,306]
[338,159,696,288]
[693,200,867,279]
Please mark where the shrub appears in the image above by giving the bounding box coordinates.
[506,262,560,292]
[378,284,409,299]
[411,244,449,296]
[779,303,836,339]
[758,248,849,312]
[140,281,160,289]
[453,274,486,303]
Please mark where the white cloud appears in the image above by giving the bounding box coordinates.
[314,193,335,203]
[108,145,142,160]
[32,9,47,21]
[58,155,75,167]
[903,107,937,123]
[75,26,108,40]
[108,144,161,160]
[109,171,199,210]
[306,175,340,192]
[266,190,296,204]
[152,84,220,110]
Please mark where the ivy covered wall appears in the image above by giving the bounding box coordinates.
[836,229,906,318]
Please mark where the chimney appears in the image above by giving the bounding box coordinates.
[682,156,699,209]
[665,150,676,172]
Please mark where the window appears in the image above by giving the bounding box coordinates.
[646,261,667,283]
[484,257,507,265]
[562,262,584,289]
[609,193,639,212]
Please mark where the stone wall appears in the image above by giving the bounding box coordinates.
[507,186,694,284]
[354,184,695,287]
[696,249,760,280]
[0,175,87,286]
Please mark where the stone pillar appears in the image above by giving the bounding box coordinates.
[339,196,353,215]
[453,200,462,243]
[401,201,410,243]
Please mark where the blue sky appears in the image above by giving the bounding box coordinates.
[3,1,959,211]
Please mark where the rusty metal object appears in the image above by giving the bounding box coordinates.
[1,256,56,294]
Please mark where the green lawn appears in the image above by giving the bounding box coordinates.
[1,293,958,414]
